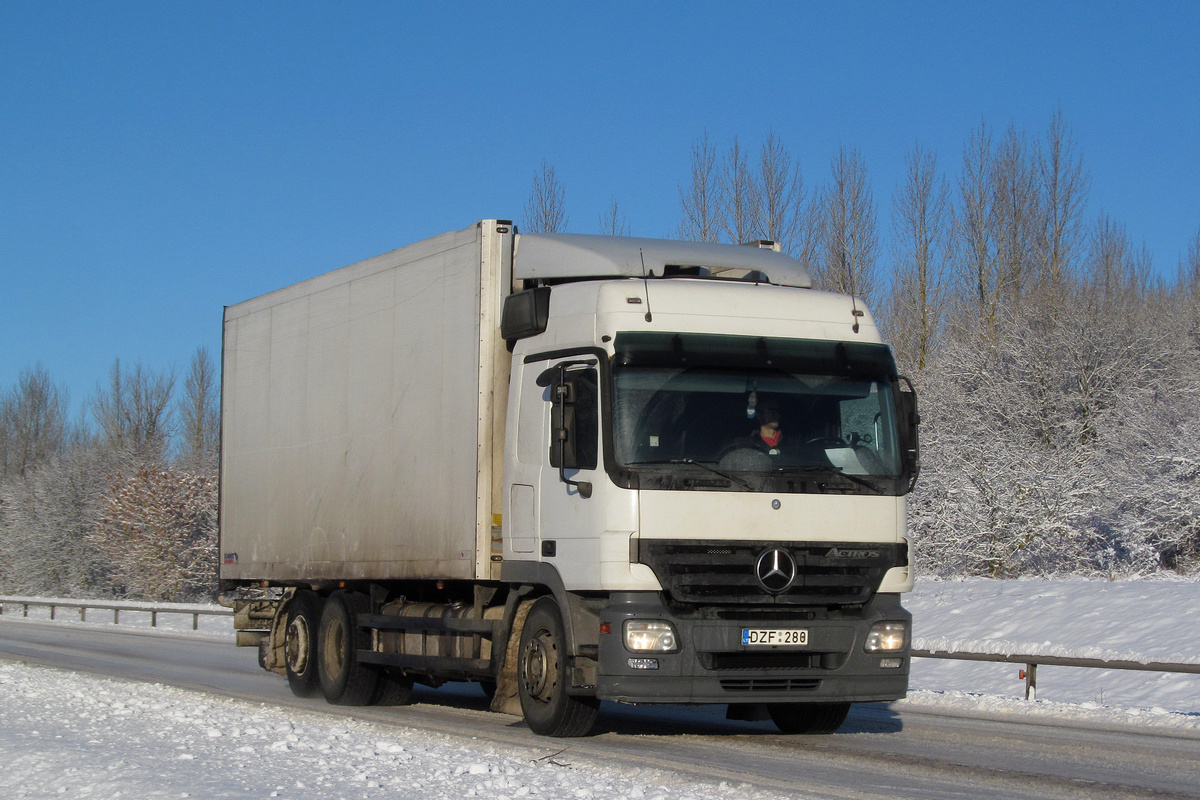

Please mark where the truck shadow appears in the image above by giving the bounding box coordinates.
[409,684,904,737]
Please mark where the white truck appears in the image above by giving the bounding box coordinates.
[219,220,919,737]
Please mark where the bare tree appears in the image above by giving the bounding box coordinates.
[1181,226,1200,294]
[815,146,879,306]
[720,136,762,245]
[756,130,806,252]
[1084,213,1154,303]
[991,124,1039,306]
[886,144,952,372]
[0,364,68,480]
[1036,108,1090,297]
[90,359,175,465]
[956,120,997,333]
[522,160,568,233]
[598,198,631,237]
[177,347,219,474]
[677,132,723,242]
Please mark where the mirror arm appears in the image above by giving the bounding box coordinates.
[555,368,593,499]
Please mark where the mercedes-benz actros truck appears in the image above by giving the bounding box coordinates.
[219,219,919,737]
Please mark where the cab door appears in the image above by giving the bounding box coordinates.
[504,356,604,586]
[536,358,604,588]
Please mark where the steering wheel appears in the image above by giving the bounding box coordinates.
[801,436,847,449]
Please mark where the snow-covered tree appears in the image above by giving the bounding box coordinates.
[90,468,217,601]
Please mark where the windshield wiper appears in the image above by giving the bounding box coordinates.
[782,466,884,494]
[624,458,756,491]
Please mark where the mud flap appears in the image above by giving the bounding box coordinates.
[257,589,293,676]
[489,598,534,716]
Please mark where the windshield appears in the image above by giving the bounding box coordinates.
[610,334,904,493]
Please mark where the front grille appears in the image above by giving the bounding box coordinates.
[639,540,903,606]
[701,652,826,670]
[720,678,822,693]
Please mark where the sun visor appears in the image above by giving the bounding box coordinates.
[514,233,811,288]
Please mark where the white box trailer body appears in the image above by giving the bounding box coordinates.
[220,223,511,583]
[219,220,920,737]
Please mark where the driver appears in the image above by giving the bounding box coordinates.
[753,401,784,456]
[716,397,792,473]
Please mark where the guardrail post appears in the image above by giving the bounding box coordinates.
[1021,663,1038,700]
[80,606,86,622]
[113,608,119,624]
[50,604,56,621]
[151,610,158,627]
[192,612,199,630]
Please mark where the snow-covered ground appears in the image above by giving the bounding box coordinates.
[906,577,1200,718]
[0,662,781,800]
[1,578,1199,798]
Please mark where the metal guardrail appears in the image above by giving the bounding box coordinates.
[912,647,1200,700]
[0,596,232,631]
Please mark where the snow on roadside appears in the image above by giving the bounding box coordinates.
[0,661,787,800]
[907,577,1200,715]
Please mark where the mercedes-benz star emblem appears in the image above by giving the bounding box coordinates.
[755,548,797,594]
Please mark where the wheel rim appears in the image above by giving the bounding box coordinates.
[521,628,556,704]
[285,615,311,674]
[322,616,346,679]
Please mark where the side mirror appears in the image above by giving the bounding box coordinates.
[540,362,596,499]
[502,287,551,343]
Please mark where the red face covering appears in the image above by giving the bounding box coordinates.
[761,429,782,447]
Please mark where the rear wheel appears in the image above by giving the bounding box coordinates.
[371,669,415,706]
[517,597,599,737]
[768,702,851,734]
[318,591,379,706]
[283,591,322,698]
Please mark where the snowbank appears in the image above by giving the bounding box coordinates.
[0,662,783,800]
[907,577,1200,714]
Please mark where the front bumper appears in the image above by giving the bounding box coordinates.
[595,592,910,704]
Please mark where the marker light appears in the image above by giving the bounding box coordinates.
[864,621,908,653]
[623,620,679,653]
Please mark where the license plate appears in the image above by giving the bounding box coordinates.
[742,628,809,646]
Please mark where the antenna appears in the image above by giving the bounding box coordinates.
[843,250,860,334]
[639,249,653,323]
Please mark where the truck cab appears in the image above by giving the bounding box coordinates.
[497,233,918,735]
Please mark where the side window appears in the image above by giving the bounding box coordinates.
[548,365,599,470]
[574,368,598,469]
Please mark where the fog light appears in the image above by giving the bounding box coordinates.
[864,621,908,652]
[627,658,659,670]
[879,657,903,669]
[624,620,679,653]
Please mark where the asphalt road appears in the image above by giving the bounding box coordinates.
[2,618,1199,800]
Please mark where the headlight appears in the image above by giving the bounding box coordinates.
[623,620,679,653]
[864,621,908,652]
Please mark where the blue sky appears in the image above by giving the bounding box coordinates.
[2,2,1198,417]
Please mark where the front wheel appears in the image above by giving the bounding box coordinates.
[768,702,851,734]
[517,597,599,737]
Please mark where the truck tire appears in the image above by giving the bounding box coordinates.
[517,597,600,737]
[318,591,379,706]
[284,591,322,698]
[767,702,851,734]
[371,668,414,706]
